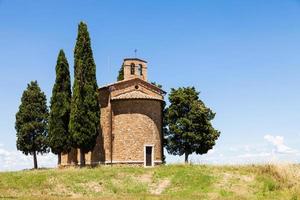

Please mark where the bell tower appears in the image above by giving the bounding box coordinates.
[123,58,147,81]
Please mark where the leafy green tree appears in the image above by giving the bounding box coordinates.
[69,22,100,166]
[165,87,220,163]
[117,64,124,81]
[15,81,49,169]
[48,50,72,165]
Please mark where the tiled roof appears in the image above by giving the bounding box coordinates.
[123,58,147,63]
[112,90,162,100]
[98,77,166,95]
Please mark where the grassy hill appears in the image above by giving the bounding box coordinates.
[0,164,300,200]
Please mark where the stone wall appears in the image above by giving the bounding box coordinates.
[109,99,163,164]
[61,80,164,166]
[123,59,147,81]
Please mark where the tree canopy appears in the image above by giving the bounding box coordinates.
[69,22,100,166]
[48,50,72,165]
[15,81,49,169]
[165,87,220,163]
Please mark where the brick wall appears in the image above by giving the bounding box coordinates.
[61,80,164,166]
[109,99,163,164]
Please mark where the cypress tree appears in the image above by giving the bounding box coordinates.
[48,50,72,165]
[69,22,100,166]
[15,81,49,169]
[117,65,124,81]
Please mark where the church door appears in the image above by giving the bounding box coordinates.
[145,146,153,167]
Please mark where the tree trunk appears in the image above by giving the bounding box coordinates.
[80,148,85,167]
[33,151,38,169]
[184,152,189,164]
[57,153,61,165]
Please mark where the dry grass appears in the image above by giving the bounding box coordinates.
[258,164,300,186]
[0,164,299,200]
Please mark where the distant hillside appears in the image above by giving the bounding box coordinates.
[0,164,299,200]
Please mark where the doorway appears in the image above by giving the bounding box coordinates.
[144,145,153,167]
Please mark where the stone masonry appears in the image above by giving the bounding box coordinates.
[61,58,165,167]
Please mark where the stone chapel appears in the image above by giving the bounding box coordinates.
[61,58,165,167]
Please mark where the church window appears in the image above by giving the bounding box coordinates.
[138,64,143,76]
[130,63,135,75]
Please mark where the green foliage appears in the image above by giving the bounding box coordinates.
[165,87,220,162]
[117,64,124,81]
[69,22,100,159]
[48,50,72,157]
[15,81,49,165]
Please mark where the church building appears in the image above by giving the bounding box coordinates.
[61,58,165,167]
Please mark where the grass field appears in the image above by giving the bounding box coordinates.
[0,164,300,200]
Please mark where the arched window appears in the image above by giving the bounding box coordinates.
[138,64,143,76]
[130,63,135,75]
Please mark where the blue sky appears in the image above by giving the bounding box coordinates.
[1,0,300,171]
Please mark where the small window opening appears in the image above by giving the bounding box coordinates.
[130,63,135,75]
[138,64,143,76]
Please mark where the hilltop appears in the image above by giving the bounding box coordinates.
[0,164,300,200]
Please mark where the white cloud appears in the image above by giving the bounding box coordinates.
[0,148,10,157]
[166,135,300,165]
[264,134,297,154]
[229,147,238,152]
[0,145,57,172]
[244,145,251,152]
[237,152,271,158]
[228,145,255,153]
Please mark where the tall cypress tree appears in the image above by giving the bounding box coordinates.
[48,50,72,165]
[69,22,100,166]
[15,81,49,169]
[117,65,124,81]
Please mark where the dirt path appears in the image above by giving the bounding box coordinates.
[137,172,170,195]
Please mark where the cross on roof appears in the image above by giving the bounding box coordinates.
[134,49,137,57]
